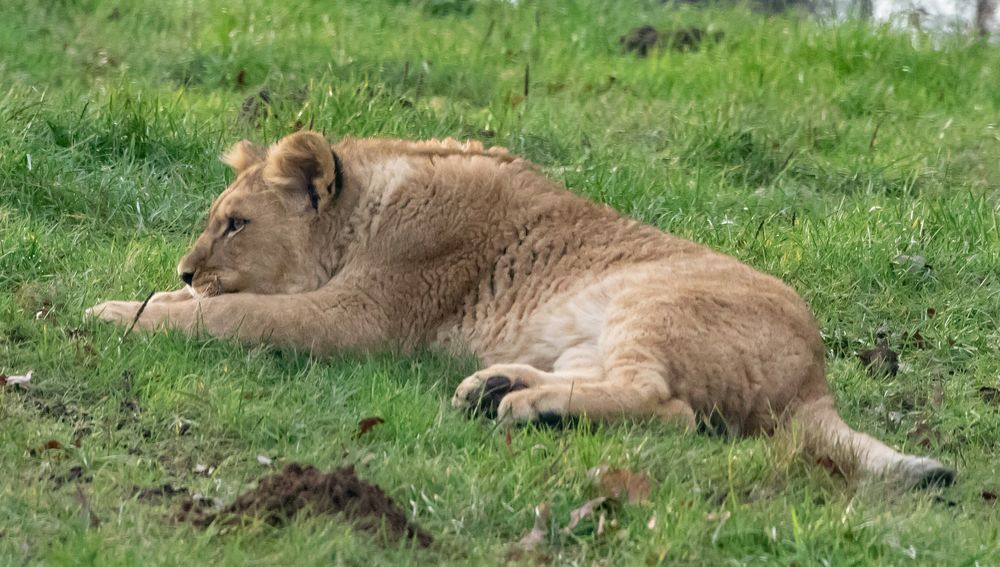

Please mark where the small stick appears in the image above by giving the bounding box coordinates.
[121,291,155,343]
[523,63,530,99]
[868,117,883,152]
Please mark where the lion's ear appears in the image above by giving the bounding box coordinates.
[263,131,337,212]
[222,140,268,172]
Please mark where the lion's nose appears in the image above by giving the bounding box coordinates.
[180,271,195,286]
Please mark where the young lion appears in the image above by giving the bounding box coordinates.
[88,131,953,486]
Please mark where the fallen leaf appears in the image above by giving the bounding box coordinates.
[706,510,731,522]
[859,344,898,378]
[907,330,928,350]
[906,420,938,449]
[983,490,997,504]
[356,416,385,438]
[591,466,653,504]
[561,497,607,534]
[2,370,33,386]
[257,454,273,466]
[193,464,215,476]
[44,440,62,450]
[513,502,550,551]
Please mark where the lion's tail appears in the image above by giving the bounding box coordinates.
[794,396,954,487]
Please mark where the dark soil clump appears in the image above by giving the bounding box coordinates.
[175,463,432,547]
[134,483,188,502]
[620,24,660,57]
[620,24,723,57]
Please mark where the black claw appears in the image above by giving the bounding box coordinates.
[468,375,527,419]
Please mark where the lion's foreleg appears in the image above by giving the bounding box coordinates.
[88,287,394,354]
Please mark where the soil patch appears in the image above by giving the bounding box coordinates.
[175,463,432,547]
[620,24,723,57]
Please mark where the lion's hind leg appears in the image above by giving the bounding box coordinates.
[452,361,695,429]
[451,363,604,419]
[497,380,696,429]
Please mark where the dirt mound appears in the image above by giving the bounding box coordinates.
[175,463,432,547]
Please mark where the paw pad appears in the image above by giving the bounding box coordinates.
[468,375,527,418]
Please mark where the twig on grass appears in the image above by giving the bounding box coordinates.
[120,291,155,344]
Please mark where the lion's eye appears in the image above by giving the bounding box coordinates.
[226,217,249,235]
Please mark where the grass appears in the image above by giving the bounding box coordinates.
[1,0,999,564]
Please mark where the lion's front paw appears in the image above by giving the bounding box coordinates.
[85,297,195,332]
[452,373,529,418]
[496,389,577,427]
[85,300,146,325]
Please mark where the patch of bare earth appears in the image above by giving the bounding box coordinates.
[175,463,432,547]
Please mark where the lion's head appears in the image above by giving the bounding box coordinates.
[177,131,343,297]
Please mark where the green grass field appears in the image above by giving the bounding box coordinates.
[2,0,1000,564]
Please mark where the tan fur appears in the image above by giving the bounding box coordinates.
[87,131,953,487]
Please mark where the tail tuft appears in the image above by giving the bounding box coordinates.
[794,396,955,488]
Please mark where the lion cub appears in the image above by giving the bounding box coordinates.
[89,131,953,486]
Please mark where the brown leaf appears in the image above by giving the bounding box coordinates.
[906,420,938,449]
[356,416,385,439]
[592,467,653,504]
[982,490,997,504]
[44,440,62,450]
[979,386,1000,405]
[513,502,550,550]
[236,69,246,87]
[859,344,898,377]
[561,497,607,534]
